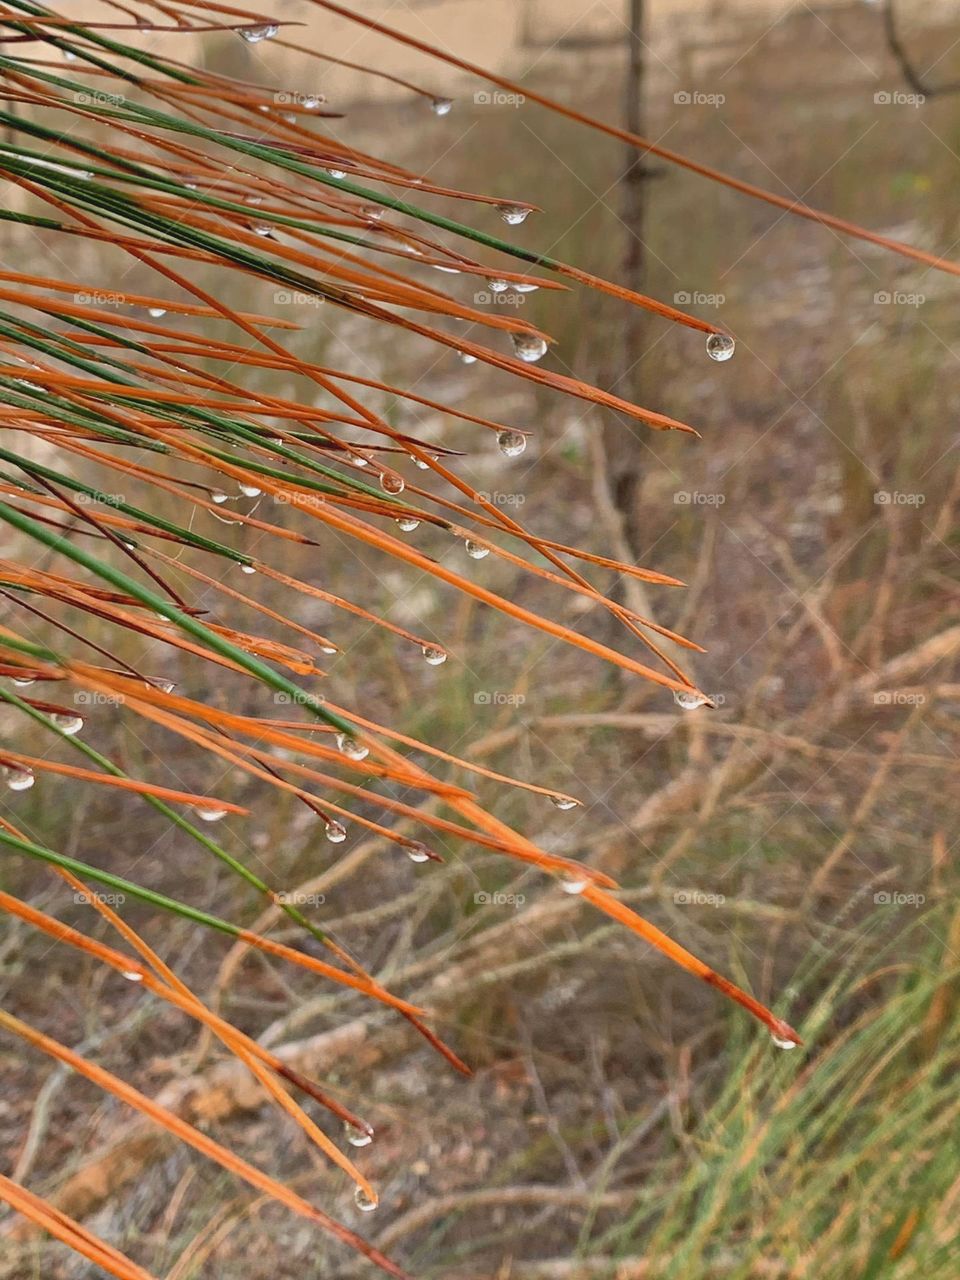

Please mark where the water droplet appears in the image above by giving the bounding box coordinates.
[239,22,278,42]
[344,1122,373,1148]
[380,472,405,496]
[430,97,453,116]
[51,713,83,735]
[413,456,432,469]
[396,516,420,532]
[406,842,431,863]
[336,733,369,761]
[361,205,384,221]
[121,970,144,982]
[325,819,347,843]
[147,306,167,318]
[515,281,540,293]
[550,796,580,811]
[239,483,262,497]
[319,644,338,655]
[238,563,257,575]
[771,1033,798,1050]
[3,765,34,791]
[62,48,77,61]
[211,490,230,504]
[302,95,321,110]
[421,645,447,666]
[12,677,35,688]
[511,333,548,364]
[254,226,274,239]
[152,679,177,694]
[497,203,531,226]
[193,805,227,823]
[706,333,735,363]
[458,351,477,364]
[673,689,711,711]
[559,874,588,895]
[464,539,489,560]
[325,168,346,180]
[354,1186,378,1212]
[433,264,462,275]
[349,454,369,468]
[496,429,527,457]
[487,278,510,293]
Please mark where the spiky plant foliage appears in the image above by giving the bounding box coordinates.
[0,3,955,1275]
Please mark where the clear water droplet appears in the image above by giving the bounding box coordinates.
[706,333,736,363]
[361,205,384,221]
[239,22,278,42]
[336,733,369,761]
[325,168,346,180]
[349,454,369,468]
[239,483,262,497]
[245,193,263,205]
[464,539,489,560]
[147,307,167,318]
[380,472,405,496]
[354,1186,378,1212]
[406,842,431,863]
[511,333,548,364]
[559,874,588,895]
[515,281,540,294]
[319,644,338,655]
[325,819,347,843]
[121,970,144,982]
[458,351,477,364]
[421,645,447,666]
[211,490,230,504]
[51,713,84,735]
[239,563,257,575]
[396,516,420,532]
[12,677,35,688]
[673,689,711,711]
[152,679,176,694]
[302,95,321,110]
[254,226,274,239]
[498,203,531,226]
[344,1122,373,1148]
[771,1033,798,1050]
[487,278,510,293]
[3,765,34,791]
[193,805,227,823]
[496,429,527,457]
[550,796,580,811]
[433,264,461,275]
[412,456,431,470]
[430,97,453,116]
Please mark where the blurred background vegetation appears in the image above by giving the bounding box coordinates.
[1,1,958,1276]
